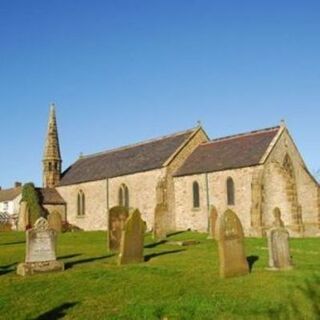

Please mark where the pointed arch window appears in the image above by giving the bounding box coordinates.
[192,181,200,208]
[48,162,52,172]
[77,190,86,216]
[118,184,129,208]
[227,177,235,205]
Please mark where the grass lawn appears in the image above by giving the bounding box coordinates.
[0,231,319,320]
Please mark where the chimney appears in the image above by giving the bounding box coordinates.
[14,182,22,188]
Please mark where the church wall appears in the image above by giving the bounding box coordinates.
[108,168,165,230]
[263,129,319,236]
[165,128,209,231]
[56,180,107,231]
[43,204,66,221]
[174,166,255,235]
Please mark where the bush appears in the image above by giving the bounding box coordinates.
[21,183,42,227]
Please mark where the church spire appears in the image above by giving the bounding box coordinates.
[42,103,62,188]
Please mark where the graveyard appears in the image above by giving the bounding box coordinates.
[0,230,319,319]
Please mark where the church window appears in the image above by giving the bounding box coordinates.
[48,162,52,172]
[227,177,235,205]
[118,184,129,208]
[192,181,200,208]
[77,190,85,216]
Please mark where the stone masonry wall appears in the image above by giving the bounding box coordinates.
[108,168,165,230]
[263,129,319,236]
[165,128,209,231]
[43,204,66,221]
[56,180,107,230]
[174,166,255,235]
[56,168,165,231]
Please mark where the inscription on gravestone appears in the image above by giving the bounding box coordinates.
[17,217,64,276]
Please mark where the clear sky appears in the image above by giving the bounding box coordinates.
[1,0,320,188]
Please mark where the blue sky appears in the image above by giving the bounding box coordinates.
[0,1,320,188]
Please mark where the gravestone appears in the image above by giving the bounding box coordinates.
[216,209,249,278]
[48,211,62,232]
[153,178,168,241]
[118,209,146,265]
[208,205,218,239]
[153,204,168,241]
[17,217,64,276]
[267,208,293,270]
[107,206,129,252]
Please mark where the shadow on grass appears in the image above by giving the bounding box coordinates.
[32,302,78,320]
[144,249,186,262]
[57,254,82,260]
[246,255,259,272]
[65,254,115,269]
[144,240,167,248]
[0,241,25,246]
[166,231,187,237]
[0,262,17,276]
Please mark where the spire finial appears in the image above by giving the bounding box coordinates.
[280,119,286,128]
[196,120,202,127]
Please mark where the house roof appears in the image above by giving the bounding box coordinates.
[174,126,280,177]
[36,188,66,205]
[59,128,198,186]
[0,187,22,202]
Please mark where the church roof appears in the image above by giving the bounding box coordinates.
[36,188,66,205]
[0,187,22,202]
[59,128,197,186]
[174,126,280,177]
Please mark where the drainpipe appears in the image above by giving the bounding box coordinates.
[106,177,110,223]
[205,172,210,232]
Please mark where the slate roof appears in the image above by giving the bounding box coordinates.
[36,188,66,205]
[174,126,280,177]
[0,187,22,202]
[59,128,197,186]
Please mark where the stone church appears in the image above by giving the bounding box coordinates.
[42,105,319,237]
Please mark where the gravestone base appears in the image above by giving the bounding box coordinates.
[17,260,64,276]
[266,265,293,272]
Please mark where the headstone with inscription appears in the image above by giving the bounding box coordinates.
[48,211,62,232]
[107,206,129,252]
[267,208,293,270]
[216,209,249,278]
[17,217,64,276]
[118,209,146,265]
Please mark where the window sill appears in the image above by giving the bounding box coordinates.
[192,207,201,212]
[76,215,86,219]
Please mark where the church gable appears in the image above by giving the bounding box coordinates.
[59,128,198,186]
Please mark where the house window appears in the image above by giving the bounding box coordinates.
[77,190,85,216]
[192,181,200,208]
[118,184,129,208]
[3,202,9,213]
[227,177,235,205]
